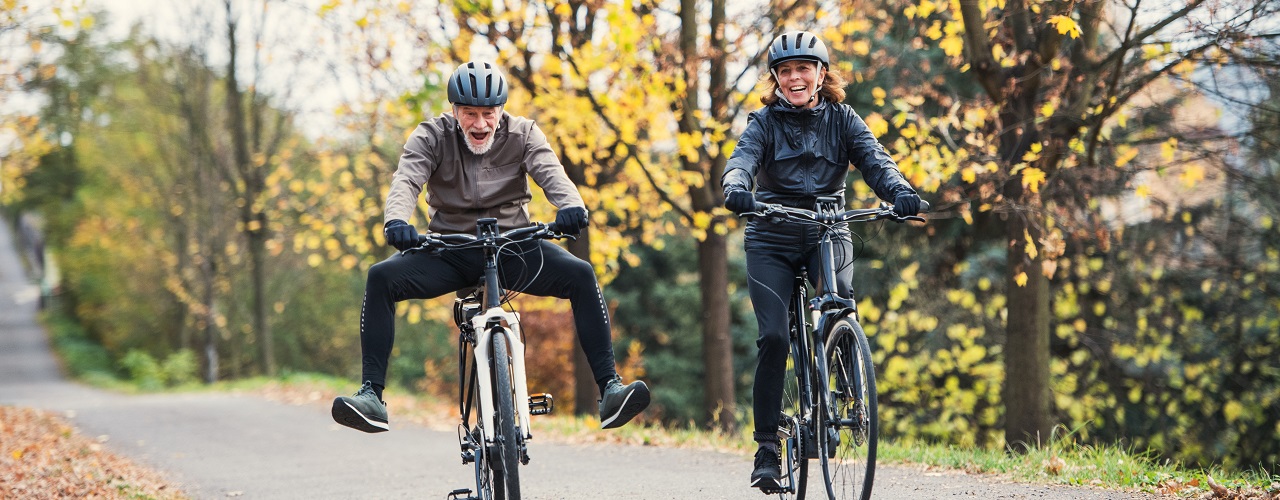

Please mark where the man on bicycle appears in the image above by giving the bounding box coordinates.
[332,61,650,434]
[721,31,921,491]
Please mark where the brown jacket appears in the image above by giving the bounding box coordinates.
[384,112,584,234]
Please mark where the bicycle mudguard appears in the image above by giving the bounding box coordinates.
[815,308,858,341]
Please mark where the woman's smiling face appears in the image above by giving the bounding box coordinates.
[773,59,825,108]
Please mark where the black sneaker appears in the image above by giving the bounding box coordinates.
[750,441,782,490]
[598,376,650,429]
[331,381,389,433]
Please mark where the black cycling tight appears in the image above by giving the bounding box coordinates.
[359,240,617,394]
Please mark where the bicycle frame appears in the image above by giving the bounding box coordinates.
[451,219,543,445]
[783,198,863,439]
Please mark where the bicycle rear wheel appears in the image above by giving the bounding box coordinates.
[822,317,877,500]
[489,330,522,500]
[465,360,496,500]
[778,350,810,499]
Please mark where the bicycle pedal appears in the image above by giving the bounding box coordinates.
[446,488,477,500]
[529,393,554,415]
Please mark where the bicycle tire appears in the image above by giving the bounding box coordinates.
[779,350,811,499]
[814,350,835,500]
[466,361,497,500]
[822,316,877,500]
[490,331,522,500]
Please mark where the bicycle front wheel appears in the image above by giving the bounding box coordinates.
[490,331,522,500]
[822,316,877,500]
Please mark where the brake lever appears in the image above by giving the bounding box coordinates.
[539,225,578,241]
[885,213,926,224]
[403,233,444,255]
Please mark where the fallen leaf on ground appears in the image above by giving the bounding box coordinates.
[0,406,185,499]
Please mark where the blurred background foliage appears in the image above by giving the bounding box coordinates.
[2,0,1277,474]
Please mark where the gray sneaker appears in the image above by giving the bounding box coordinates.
[332,381,389,433]
[598,376,650,429]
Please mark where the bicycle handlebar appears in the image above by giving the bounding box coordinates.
[740,199,929,224]
[412,223,574,251]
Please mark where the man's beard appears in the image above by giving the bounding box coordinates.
[464,125,496,155]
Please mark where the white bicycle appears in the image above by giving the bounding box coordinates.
[418,218,564,500]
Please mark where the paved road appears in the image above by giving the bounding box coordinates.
[0,217,1162,499]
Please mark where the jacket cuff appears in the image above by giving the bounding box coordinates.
[721,168,753,196]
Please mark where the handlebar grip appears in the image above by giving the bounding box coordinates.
[919,199,931,214]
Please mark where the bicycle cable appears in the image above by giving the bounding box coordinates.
[493,236,550,317]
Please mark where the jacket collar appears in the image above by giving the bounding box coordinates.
[771,98,828,118]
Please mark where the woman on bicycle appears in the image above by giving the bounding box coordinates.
[720,31,922,491]
[331,60,650,434]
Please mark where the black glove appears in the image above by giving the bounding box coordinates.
[549,206,588,236]
[893,193,921,216]
[383,219,419,251]
[724,189,755,214]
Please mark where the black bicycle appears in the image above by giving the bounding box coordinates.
[742,196,927,500]
[414,218,566,500]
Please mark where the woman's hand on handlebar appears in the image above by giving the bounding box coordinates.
[724,190,756,214]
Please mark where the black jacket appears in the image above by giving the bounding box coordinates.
[721,99,915,208]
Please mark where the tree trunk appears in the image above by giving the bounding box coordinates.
[223,0,274,376]
[1002,206,1052,446]
[248,212,274,375]
[567,233,599,415]
[698,227,735,427]
[202,258,219,384]
[678,0,735,430]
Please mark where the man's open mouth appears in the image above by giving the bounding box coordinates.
[469,131,491,143]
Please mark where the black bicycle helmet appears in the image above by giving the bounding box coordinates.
[767,31,829,69]
[447,61,508,107]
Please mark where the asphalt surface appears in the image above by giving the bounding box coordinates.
[0,216,1164,500]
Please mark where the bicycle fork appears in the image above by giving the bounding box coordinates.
[470,307,534,445]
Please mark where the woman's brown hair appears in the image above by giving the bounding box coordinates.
[759,64,848,106]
